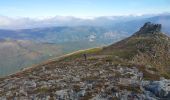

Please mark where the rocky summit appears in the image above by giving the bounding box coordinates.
[0,22,170,100]
[135,22,162,36]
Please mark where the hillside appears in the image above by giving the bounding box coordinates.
[0,22,170,99]
[103,22,170,77]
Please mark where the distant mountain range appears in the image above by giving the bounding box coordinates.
[0,14,170,44]
[0,26,127,44]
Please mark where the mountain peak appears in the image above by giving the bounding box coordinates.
[135,22,162,36]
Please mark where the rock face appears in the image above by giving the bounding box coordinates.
[135,22,162,36]
[144,78,170,98]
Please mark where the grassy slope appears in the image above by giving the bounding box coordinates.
[55,33,170,79]
[7,46,161,81]
[100,33,170,78]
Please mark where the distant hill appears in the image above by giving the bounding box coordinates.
[0,39,64,76]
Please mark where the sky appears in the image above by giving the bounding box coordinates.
[0,0,170,18]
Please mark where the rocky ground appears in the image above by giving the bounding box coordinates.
[0,55,170,100]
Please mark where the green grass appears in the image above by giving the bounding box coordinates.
[58,47,102,61]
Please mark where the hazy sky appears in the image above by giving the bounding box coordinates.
[0,0,170,18]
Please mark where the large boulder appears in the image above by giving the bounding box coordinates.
[144,79,170,98]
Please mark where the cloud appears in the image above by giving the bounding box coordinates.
[0,13,169,29]
[0,15,93,29]
[0,16,44,29]
[0,16,13,26]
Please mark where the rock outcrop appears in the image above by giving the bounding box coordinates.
[144,78,170,98]
[135,22,162,36]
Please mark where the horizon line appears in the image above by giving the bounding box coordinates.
[1,12,170,20]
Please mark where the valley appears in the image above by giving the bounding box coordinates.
[0,39,104,77]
